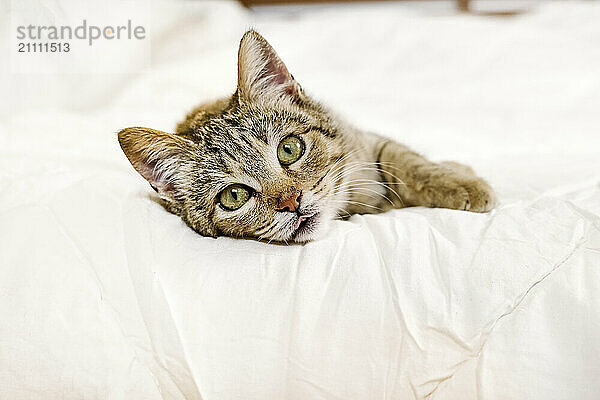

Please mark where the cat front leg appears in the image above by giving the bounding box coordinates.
[374,139,496,212]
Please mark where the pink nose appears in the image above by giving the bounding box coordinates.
[276,190,302,212]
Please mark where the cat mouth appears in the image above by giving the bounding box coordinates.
[291,212,319,241]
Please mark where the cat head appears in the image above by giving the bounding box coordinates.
[119,30,348,243]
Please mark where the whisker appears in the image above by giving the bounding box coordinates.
[341,178,404,206]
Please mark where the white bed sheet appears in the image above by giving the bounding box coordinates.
[1,1,600,399]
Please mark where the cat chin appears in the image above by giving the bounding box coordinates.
[290,211,331,243]
[291,226,321,243]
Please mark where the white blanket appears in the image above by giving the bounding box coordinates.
[1,1,600,399]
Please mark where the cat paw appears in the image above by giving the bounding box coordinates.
[421,173,497,213]
[459,177,497,212]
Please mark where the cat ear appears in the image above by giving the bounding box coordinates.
[118,127,194,202]
[237,30,302,102]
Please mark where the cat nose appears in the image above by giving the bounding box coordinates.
[276,189,302,213]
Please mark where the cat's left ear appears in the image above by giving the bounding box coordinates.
[237,30,303,102]
[118,127,195,203]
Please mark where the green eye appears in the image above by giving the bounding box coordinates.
[219,184,251,211]
[277,135,305,166]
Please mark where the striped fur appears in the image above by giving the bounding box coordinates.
[118,30,496,243]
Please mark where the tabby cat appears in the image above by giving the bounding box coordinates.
[118,30,496,243]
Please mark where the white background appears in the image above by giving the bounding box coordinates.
[1,1,599,399]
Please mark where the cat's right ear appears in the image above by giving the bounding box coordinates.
[118,127,194,202]
[237,30,303,103]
